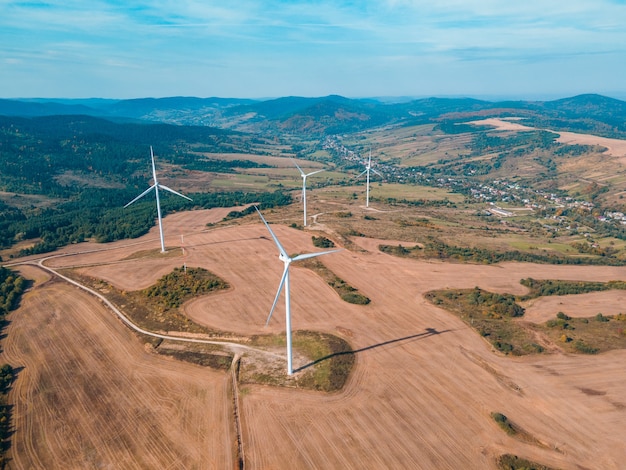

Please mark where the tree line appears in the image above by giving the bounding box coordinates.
[0,114,293,255]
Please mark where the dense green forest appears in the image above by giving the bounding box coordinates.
[0,267,23,465]
[379,238,626,266]
[0,115,291,255]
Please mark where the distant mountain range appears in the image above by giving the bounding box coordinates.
[2,94,626,138]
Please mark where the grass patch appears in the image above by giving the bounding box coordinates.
[496,454,558,470]
[425,288,536,355]
[539,312,626,354]
[299,258,370,305]
[292,331,354,392]
[491,412,517,436]
[156,348,233,371]
[142,267,229,310]
[247,330,355,392]
[62,268,229,336]
[428,285,626,356]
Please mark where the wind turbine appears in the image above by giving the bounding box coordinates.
[356,149,383,208]
[292,159,324,226]
[256,207,341,375]
[124,146,192,253]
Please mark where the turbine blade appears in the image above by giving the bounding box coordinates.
[356,169,367,178]
[372,169,383,178]
[305,169,325,177]
[158,184,192,201]
[292,248,342,262]
[291,158,305,176]
[266,264,289,325]
[150,146,158,185]
[255,207,288,259]
[124,184,156,208]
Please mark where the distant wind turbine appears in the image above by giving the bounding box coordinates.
[356,149,383,208]
[124,146,192,253]
[292,159,324,226]
[256,207,341,375]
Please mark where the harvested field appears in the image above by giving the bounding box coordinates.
[523,290,626,323]
[2,269,235,469]
[3,207,626,469]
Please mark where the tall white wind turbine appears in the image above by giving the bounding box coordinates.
[124,146,192,253]
[292,159,324,226]
[256,207,341,375]
[356,149,383,208]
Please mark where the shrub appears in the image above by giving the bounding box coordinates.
[340,292,371,305]
[491,412,516,435]
[595,313,609,322]
[556,311,570,320]
[496,454,556,470]
[574,340,599,354]
[311,236,335,248]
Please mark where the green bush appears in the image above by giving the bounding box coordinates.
[574,340,599,354]
[595,313,609,322]
[556,311,570,320]
[340,292,371,305]
[311,236,335,248]
[491,412,516,435]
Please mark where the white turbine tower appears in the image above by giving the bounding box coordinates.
[256,207,340,375]
[124,146,192,253]
[292,159,324,226]
[357,149,383,208]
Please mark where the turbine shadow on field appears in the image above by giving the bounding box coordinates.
[294,327,450,373]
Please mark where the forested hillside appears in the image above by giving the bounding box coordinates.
[0,115,290,255]
[3,94,625,138]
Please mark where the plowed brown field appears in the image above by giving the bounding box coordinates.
[4,207,626,469]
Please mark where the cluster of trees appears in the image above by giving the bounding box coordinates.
[0,267,25,315]
[426,288,533,355]
[311,236,335,248]
[380,238,626,266]
[143,267,229,311]
[0,269,21,464]
[181,157,271,173]
[520,278,626,300]
[465,287,524,318]
[468,130,557,156]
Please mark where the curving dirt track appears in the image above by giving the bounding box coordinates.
[4,207,626,469]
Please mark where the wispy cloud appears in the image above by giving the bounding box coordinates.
[1,0,625,98]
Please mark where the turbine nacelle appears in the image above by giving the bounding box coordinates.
[292,158,324,226]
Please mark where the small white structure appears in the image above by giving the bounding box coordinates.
[292,159,324,226]
[357,149,383,207]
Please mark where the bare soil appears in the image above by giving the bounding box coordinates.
[522,290,626,323]
[3,270,235,469]
[3,207,626,469]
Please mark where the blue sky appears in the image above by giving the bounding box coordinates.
[1,0,626,100]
